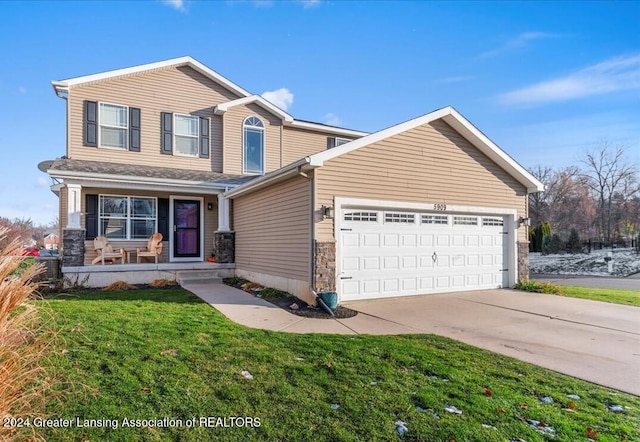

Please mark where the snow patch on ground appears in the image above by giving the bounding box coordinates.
[530,248,640,277]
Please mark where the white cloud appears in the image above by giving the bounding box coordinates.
[498,53,640,106]
[298,0,321,8]
[18,86,27,94]
[161,0,185,12]
[479,32,559,58]
[261,88,294,111]
[324,113,341,126]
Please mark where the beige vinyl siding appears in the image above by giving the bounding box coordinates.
[234,175,310,281]
[222,103,283,175]
[316,120,528,242]
[281,127,357,166]
[68,66,241,172]
[79,187,218,265]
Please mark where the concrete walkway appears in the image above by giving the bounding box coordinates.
[533,274,640,290]
[183,282,640,395]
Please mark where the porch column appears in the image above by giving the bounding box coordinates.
[66,183,82,229]
[214,194,234,263]
[217,193,230,232]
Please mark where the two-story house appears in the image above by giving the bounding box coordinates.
[40,56,543,304]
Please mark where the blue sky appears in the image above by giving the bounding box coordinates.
[2,0,639,225]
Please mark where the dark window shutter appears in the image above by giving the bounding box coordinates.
[85,194,98,240]
[161,112,173,155]
[157,198,169,239]
[326,137,336,149]
[129,107,141,152]
[199,117,210,159]
[84,101,98,147]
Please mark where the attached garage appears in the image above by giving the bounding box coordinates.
[226,106,544,305]
[337,201,517,301]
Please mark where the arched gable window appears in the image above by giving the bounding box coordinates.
[243,116,264,174]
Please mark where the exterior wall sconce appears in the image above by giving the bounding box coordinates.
[207,203,213,211]
[518,217,531,227]
[321,205,334,219]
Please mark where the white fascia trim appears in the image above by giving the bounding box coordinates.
[49,170,230,193]
[288,120,369,138]
[214,95,294,123]
[51,56,251,98]
[223,158,313,199]
[309,106,545,193]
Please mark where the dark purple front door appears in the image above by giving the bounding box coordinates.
[174,200,200,258]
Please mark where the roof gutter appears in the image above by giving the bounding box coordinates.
[224,157,318,199]
[48,169,235,191]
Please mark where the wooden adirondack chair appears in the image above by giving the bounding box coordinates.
[137,233,163,263]
[92,236,125,265]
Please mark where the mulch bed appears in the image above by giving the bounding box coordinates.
[224,279,358,319]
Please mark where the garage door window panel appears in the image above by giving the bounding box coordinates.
[344,212,378,222]
[453,216,478,226]
[385,212,415,224]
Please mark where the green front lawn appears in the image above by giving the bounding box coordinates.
[558,286,640,307]
[39,289,639,441]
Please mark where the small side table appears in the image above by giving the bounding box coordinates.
[123,249,137,264]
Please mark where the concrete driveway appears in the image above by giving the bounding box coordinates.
[344,290,640,396]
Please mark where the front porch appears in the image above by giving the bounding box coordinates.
[62,261,235,288]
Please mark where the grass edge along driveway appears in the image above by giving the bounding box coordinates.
[36,288,640,441]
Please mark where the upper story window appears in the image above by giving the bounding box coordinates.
[83,100,140,152]
[243,116,264,174]
[160,112,209,159]
[174,114,199,157]
[99,103,128,149]
[327,137,351,149]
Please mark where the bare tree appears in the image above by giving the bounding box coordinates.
[528,165,593,237]
[580,143,640,243]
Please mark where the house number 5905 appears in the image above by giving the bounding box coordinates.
[433,203,447,211]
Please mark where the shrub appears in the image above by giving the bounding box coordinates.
[102,280,138,291]
[149,278,179,288]
[530,221,552,253]
[543,233,564,255]
[566,228,581,253]
[0,228,52,441]
[515,279,563,295]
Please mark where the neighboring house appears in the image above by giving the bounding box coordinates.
[40,56,543,304]
[44,233,59,250]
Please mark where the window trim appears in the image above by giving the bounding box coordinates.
[335,137,350,146]
[173,113,200,158]
[243,116,265,175]
[98,101,129,150]
[98,194,158,240]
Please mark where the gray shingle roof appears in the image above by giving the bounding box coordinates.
[47,158,257,186]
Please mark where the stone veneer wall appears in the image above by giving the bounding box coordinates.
[62,229,85,267]
[214,231,235,263]
[517,241,529,282]
[314,241,336,292]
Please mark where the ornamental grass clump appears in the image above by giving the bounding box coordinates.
[0,227,52,441]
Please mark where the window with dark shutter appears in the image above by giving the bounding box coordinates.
[84,101,98,147]
[161,112,173,155]
[129,107,141,152]
[326,137,336,149]
[157,198,169,239]
[199,117,210,158]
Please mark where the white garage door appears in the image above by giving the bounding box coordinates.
[339,209,509,301]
